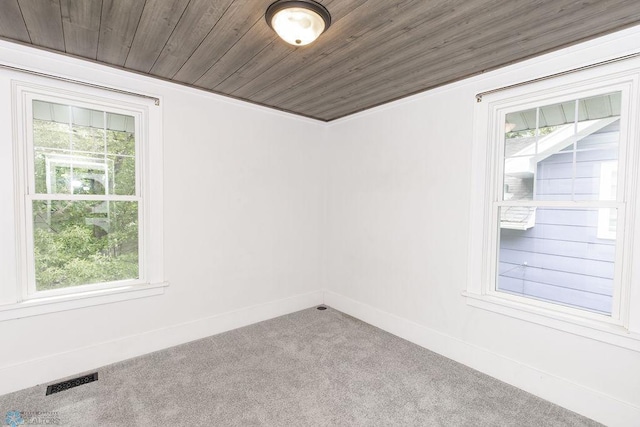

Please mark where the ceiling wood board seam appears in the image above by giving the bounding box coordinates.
[151,0,235,79]
[58,0,66,52]
[122,0,149,68]
[95,0,106,61]
[146,0,192,73]
[15,0,33,44]
[95,0,103,59]
[193,19,276,88]
[189,13,271,86]
[171,0,274,84]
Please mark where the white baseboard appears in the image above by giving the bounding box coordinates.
[0,290,323,396]
[324,290,640,427]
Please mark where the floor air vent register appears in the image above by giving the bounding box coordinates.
[46,373,98,395]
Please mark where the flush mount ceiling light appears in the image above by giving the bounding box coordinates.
[266,0,331,46]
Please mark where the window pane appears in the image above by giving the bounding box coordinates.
[580,92,621,121]
[106,112,135,156]
[108,155,136,195]
[504,108,565,157]
[34,150,113,195]
[33,200,139,291]
[505,109,537,141]
[574,118,620,152]
[72,125,105,153]
[497,206,615,315]
[572,93,620,201]
[106,129,135,156]
[535,150,619,202]
[32,100,136,195]
[504,93,621,203]
[33,118,71,150]
[503,156,534,201]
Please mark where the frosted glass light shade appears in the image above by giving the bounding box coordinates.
[266,1,331,46]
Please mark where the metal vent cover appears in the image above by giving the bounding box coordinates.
[46,372,98,396]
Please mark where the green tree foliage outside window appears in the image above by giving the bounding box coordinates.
[31,103,139,292]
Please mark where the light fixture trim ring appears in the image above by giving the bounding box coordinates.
[265,0,332,35]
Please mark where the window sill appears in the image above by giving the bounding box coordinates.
[0,282,168,321]
[462,291,640,352]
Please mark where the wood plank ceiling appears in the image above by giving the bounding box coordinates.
[0,0,639,121]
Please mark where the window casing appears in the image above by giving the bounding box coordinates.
[0,76,165,320]
[466,65,640,350]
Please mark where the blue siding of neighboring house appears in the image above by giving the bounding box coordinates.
[498,123,618,314]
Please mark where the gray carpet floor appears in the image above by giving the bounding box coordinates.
[1,306,599,426]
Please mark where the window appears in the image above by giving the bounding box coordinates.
[0,77,165,320]
[466,65,640,349]
[29,99,140,295]
[498,92,622,316]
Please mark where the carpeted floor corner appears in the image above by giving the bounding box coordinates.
[0,307,600,426]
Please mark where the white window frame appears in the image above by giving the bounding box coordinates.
[465,64,640,351]
[0,76,166,321]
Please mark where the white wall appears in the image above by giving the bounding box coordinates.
[0,42,325,394]
[2,25,640,427]
[323,27,640,426]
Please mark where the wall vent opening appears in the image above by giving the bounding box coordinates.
[46,372,98,395]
